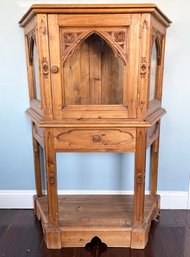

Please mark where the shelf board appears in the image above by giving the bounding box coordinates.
[35,194,160,249]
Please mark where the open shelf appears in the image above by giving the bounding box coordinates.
[36,194,160,249]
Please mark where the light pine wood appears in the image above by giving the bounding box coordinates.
[54,128,136,152]
[134,128,147,227]
[19,4,171,27]
[32,132,42,197]
[36,195,160,248]
[36,14,53,119]
[44,129,59,229]
[150,121,160,196]
[20,4,171,250]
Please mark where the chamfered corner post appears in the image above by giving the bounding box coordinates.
[44,128,59,228]
[150,121,161,197]
[32,126,43,198]
[133,128,147,227]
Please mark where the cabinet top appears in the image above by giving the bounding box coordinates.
[19,4,171,27]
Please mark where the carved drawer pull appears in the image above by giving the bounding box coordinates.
[92,135,102,143]
[51,65,59,73]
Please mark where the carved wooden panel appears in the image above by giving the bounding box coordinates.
[54,128,136,152]
[61,28,128,65]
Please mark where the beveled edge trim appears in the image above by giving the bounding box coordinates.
[19,4,171,27]
[26,107,166,129]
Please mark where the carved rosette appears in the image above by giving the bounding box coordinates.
[64,32,76,44]
[140,57,147,78]
[63,32,82,50]
[113,31,125,42]
[41,57,49,78]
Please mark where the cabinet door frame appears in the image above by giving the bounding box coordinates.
[48,14,138,120]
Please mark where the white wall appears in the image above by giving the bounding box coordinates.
[0,0,190,198]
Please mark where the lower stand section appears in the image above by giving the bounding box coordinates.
[35,194,160,249]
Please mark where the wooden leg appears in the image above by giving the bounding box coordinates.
[150,122,160,196]
[133,128,147,227]
[32,135,42,197]
[44,129,59,228]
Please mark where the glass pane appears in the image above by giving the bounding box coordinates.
[33,44,41,101]
[149,41,157,101]
[63,34,124,105]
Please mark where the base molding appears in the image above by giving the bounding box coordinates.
[0,190,189,209]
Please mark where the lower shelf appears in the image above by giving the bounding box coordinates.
[35,194,160,249]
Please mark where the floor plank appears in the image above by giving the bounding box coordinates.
[0,209,190,257]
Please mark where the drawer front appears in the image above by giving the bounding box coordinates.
[54,128,136,152]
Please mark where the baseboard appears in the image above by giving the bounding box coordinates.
[0,190,189,209]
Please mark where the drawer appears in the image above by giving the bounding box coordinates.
[54,128,136,152]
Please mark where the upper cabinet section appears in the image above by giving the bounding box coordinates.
[20,4,171,122]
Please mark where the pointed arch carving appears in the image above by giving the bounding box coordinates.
[26,28,37,65]
[61,28,128,65]
[152,30,163,65]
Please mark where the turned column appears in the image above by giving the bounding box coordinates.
[133,128,147,227]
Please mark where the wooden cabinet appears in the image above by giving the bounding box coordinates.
[19,4,171,249]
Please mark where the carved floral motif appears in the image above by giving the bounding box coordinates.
[140,57,147,78]
[64,32,76,43]
[113,31,125,42]
[41,57,49,78]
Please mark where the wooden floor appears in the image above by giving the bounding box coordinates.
[0,209,190,257]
